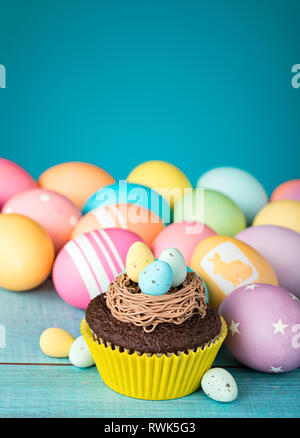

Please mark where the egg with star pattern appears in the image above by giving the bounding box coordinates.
[219,283,300,373]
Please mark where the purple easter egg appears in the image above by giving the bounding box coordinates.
[236,225,300,298]
[219,283,300,373]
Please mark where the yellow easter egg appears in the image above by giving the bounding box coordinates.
[126,241,155,282]
[40,328,75,357]
[190,235,278,310]
[0,214,55,291]
[253,199,300,234]
[127,161,192,209]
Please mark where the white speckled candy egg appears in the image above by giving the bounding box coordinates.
[139,260,173,295]
[126,242,155,282]
[69,336,95,368]
[40,328,74,358]
[201,368,238,402]
[159,248,187,287]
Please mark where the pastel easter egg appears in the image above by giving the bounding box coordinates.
[40,328,75,358]
[69,335,95,368]
[138,260,173,295]
[159,248,187,287]
[83,182,171,224]
[71,204,165,246]
[0,214,55,291]
[174,189,246,237]
[197,167,268,224]
[190,235,278,310]
[201,368,238,402]
[2,188,81,253]
[127,160,192,209]
[271,179,300,202]
[126,242,155,282]
[219,284,300,373]
[39,161,115,209]
[0,158,37,208]
[236,225,300,298]
[152,221,216,265]
[53,228,142,309]
[253,200,300,234]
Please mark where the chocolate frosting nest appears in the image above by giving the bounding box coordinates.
[105,272,208,333]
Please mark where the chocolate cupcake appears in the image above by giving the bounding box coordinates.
[81,245,227,400]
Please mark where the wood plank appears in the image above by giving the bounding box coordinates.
[0,280,240,366]
[0,365,299,418]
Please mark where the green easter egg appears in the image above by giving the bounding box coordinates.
[174,189,246,236]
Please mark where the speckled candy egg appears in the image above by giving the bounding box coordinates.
[71,203,165,246]
[174,189,246,237]
[201,368,238,402]
[159,248,187,287]
[139,260,173,295]
[0,158,37,208]
[152,221,216,265]
[69,336,95,368]
[127,160,192,209]
[236,225,300,298]
[197,167,268,224]
[219,284,300,373]
[2,188,81,253]
[83,182,171,224]
[126,241,155,282]
[253,199,300,234]
[53,228,142,308]
[190,235,278,310]
[271,179,300,202]
[0,214,55,291]
[39,161,115,209]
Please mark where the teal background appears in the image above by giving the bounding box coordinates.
[0,0,299,195]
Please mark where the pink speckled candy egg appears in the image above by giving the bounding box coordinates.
[219,283,300,373]
[271,179,300,202]
[53,228,143,309]
[2,188,82,253]
[0,158,37,208]
[151,221,216,265]
[236,225,300,298]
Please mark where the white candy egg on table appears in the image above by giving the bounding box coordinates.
[201,368,238,403]
[69,336,95,368]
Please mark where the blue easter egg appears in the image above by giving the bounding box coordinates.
[138,260,173,296]
[187,266,209,303]
[82,182,172,224]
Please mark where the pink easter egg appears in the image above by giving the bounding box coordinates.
[151,221,216,265]
[219,283,300,373]
[2,188,82,253]
[53,228,143,309]
[271,179,300,202]
[0,158,37,208]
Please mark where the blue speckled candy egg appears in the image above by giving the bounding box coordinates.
[159,248,187,287]
[138,260,173,295]
[187,266,209,303]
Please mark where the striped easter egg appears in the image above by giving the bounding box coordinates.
[71,203,165,246]
[52,228,143,309]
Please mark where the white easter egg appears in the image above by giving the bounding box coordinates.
[69,336,95,368]
[201,367,238,403]
[159,248,187,287]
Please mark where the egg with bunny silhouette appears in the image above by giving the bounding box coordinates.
[190,236,278,310]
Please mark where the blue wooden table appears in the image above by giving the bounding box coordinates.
[0,279,299,418]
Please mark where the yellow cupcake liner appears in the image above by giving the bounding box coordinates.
[80,317,227,400]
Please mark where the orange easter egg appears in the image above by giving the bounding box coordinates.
[190,235,278,310]
[72,204,165,246]
[39,162,115,209]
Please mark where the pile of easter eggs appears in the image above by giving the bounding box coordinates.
[0,157,299,374]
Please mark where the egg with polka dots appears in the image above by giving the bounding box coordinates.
[2,188,81,253]
[159,248,187,287]
[138,260,173,295]
[201,368,238,403]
